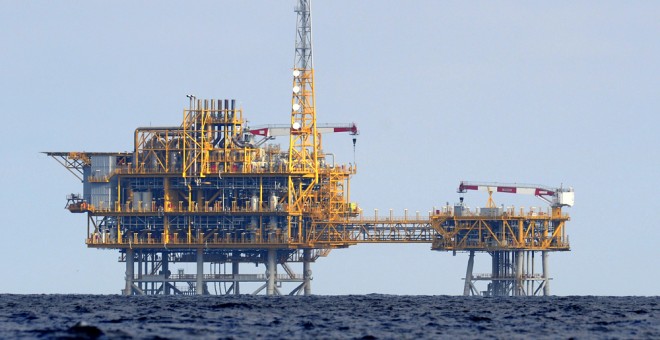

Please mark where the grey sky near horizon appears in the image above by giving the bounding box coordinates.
[1,1,658,295]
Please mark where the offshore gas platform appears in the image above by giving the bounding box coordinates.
[46,0,574,297]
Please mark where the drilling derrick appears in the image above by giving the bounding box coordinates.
[290,0,317,175]
[288,0,317,252]
[46,0,574,296]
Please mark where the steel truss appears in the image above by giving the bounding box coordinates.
[121,249,318,296]
[463,250,552,296]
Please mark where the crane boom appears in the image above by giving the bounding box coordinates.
[249,123,358,138]
[458,181,575,207]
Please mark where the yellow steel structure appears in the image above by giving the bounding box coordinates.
[45,0,572,296]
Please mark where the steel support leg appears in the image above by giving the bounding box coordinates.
[196,248,204,295]
[463,251,475,296]
[125,249,134,296]
[137,251,142,292]
[491,251,500,296]
[542,251,550,296]
[162,251,169,295]
[266,249,276,296]
[232,251,240,295]
[303,249,312,296]
[515,251,523,296]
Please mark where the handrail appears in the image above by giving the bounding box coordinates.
[100,160,356,178]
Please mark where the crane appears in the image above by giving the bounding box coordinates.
[249,122,358,139]
[249,122,359,151]
[458,181,575,208]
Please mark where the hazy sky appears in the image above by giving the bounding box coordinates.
[1,1,658,295]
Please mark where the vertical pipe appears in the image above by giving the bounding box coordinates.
[137,251,143,292]
[526,251,531,294]
[490,252,497,296]
[503,252,508,296]
[266,249,276,296]
[164,178,170,212]
[463,251,475,296]
[146,253,150,294]
[232,253,240,295]
[531,251,536,295]
[497,252,503,297]
[224,99,229,121]
[542,251,550,296]
[303,249,312,296]
[497,252,503,296]
[523,251,533,295]
[196,248,204,295]
[515,250,523,296]
[162,251,170,295]
[125,249,134,296]
[501,252,506,296]
[259,178,263,213]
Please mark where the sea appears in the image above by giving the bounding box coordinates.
[1,295,658,339]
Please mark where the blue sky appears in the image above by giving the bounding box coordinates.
[1,1,658,295]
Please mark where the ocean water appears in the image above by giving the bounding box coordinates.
[1,295,658,339]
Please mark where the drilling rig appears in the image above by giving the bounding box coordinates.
[46,0,573,296]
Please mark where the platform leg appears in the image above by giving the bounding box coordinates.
[162,251,170,295]
[232,254,240,295]
[463,251,475,296]
[542,251,550,296]
[267,249,276,296]
[196,248,204,295]
[515,250,523,296]
[125,249,134,296]
[303,249,312,296]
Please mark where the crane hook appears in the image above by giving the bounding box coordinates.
[352,137,357,164]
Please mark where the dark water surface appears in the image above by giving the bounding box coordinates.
[1,295,658,339]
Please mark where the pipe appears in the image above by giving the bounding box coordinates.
[162,251,170,295]
[515,251,523,296]
[196,248,204,295]
[267,249,276,296]
[303,249,312,296]
[125,249,134,296]
[542,251,550,296]
[232,251,240,295]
